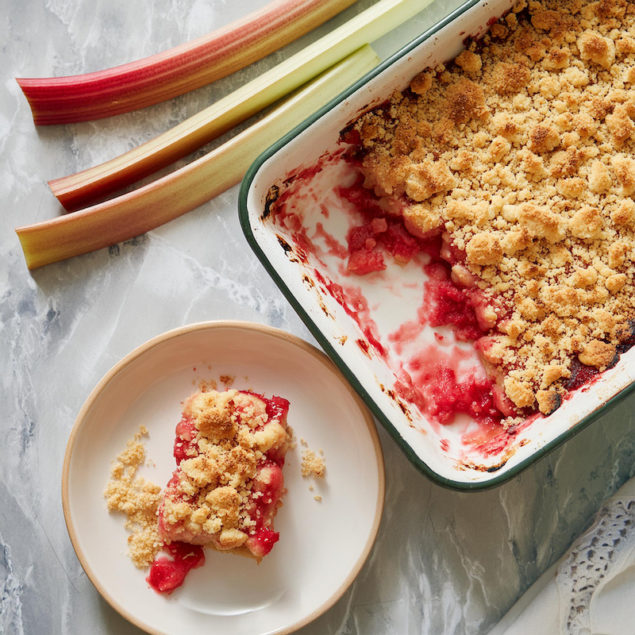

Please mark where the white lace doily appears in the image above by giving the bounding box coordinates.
[488,478,635,635]
[555,498,635,635]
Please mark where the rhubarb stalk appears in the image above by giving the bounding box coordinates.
[50,0,431,211]
[17,0,357,124]
[16,45,380,270]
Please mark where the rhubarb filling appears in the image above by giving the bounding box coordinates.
[338,176,521,426]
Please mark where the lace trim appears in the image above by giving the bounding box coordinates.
[555,498,634,634]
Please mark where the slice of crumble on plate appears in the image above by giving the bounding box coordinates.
[105,388,292,595]
[157,389,291,560]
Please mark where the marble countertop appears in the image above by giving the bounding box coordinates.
[1,1,633,633]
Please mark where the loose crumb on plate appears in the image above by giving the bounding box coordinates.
[104,426,162,568]
[219,374,235,387]
[301,449,326,478]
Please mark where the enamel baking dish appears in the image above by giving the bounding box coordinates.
[239,0,635,489]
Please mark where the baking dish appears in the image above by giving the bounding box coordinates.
[238,0,635,489]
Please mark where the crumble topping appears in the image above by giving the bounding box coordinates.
[352,0,634,414]
[104,427,162,567]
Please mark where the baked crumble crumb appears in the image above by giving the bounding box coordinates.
[197,378,218,392]
[104,427,162,568]
[351,0,634,416]
[301,449,326,478]
[219,374,235,387]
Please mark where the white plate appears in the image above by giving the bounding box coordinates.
[62,321,385,635]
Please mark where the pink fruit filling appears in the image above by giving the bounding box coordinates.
[335,174,630,427]
[146,542,205,595]
[338,177,521,425]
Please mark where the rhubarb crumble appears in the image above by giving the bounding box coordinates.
[338,0,634,420]
[158,389,291,559]
[105,388,292,594]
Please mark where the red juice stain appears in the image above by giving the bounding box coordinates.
[394,344,507,428]
[315,222,348,259]
[461,414,537,458]
[283,162,325,186]
[388,320,427,356]
[394,373,428,416]
[566,358,600,392]
[276,212,320,264]
[313,270,385,356]
[147,542,205,594]
[357,338,371,357]
[462,425,515,457]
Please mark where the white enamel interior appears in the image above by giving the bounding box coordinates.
[64,323,383,635]
[244,0,635,486]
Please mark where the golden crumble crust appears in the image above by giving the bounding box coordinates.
[353,0,634,415]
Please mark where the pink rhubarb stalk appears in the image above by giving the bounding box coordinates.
[16,45,380,270]
[49,0,431,211]
[16,0,357,125]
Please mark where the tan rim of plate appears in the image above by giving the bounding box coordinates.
[61,320,386,635]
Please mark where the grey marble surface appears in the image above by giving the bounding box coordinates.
[1,1,633,634]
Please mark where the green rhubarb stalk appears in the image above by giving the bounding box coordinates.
[49,0,432,211]
[16,45,380,270]
[17,0,358,124]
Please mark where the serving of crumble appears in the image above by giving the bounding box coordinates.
[105,388,292,594]
[158,389,291,560]
[341,0,634,421]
